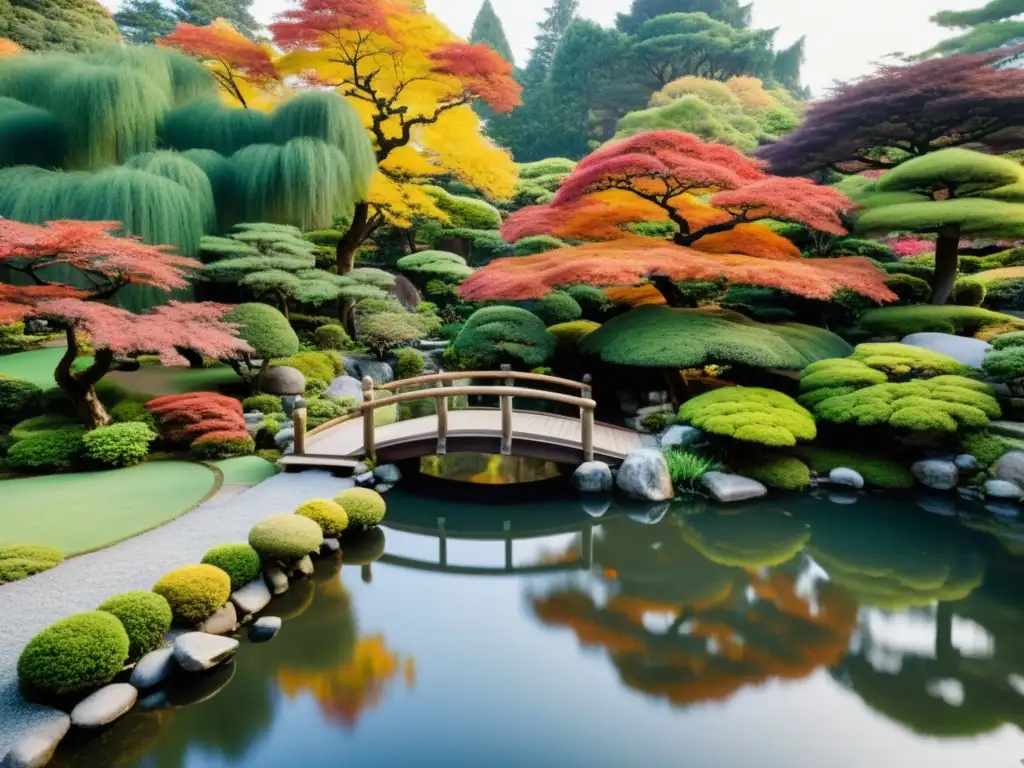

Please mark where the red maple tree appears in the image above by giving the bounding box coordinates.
[0,220,250,428]
[146,392,248,446]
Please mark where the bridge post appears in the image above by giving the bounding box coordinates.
[436,381,448,455]
[362,376,376,462]
[500,364,513,455]
[504,520,513,572]
[581,373,595,462]
[293,397,307,456]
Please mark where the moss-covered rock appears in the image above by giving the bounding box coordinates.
[201,544,261,591]
[248,515,323,559]
[97,591,173,662]
[678,387,816,448]
[334,487,387,528]
[737,455,811,490]
[797,447,915,488]
[295,499,350,537]
[153,564,232,625]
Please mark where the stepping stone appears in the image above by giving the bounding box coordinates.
[700,472,767,503]
[173,632,239,672]
[198,602,237,636]
[1,715,70,768]
[248,616,282,643]
[231,579,272,617]
[129,648,175,690]
[71,684,138,729]
[264,565,289,595]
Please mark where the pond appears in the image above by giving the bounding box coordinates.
[50,480,1024,767]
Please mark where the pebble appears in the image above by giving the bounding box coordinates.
[173,632,239,673]
[70,684,138,729]
[248,617,282,643]
[129,648,175,690]
[0,716,70,768]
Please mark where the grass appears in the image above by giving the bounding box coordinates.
[0,347,92,388]
[214,456,278,486]
[663,450,720,493]
[0,462,217,556]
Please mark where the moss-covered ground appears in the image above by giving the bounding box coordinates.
[213,456,278,486]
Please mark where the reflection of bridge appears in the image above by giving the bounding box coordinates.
[280,370,644,473]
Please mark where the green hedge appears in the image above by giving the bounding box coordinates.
[190,433,255,460]
[537,291,583,326]
[201,544,261,591]
[952,278,986,307]
[97,591,172,662]
[314,324,352,351]
[0,375,43,425]
[5,428,86,472]
[241,394,284,414]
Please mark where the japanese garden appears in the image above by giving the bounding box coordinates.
[3,0,1024,765]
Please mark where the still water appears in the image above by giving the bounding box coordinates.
[52,480,1024,768]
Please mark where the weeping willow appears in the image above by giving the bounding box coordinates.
[0,98,66,169]
[182,148,238,231]
[125,151,217,233]
[160,100,275,156]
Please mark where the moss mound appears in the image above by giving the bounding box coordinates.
[678,387,816,448]
[334,487,387,528]
[97,591,173,662]
[849,343,974,379]
[858,305,1024,338]
[295,499,350,538]
[737,455,811,490]
[152,564,231,624]
[17,612,129,699]
[0,544,63,584]
[201,544,261,591]
[798,448,915,488]
[248,514,323,559]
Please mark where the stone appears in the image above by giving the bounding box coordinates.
[355,471,376,487]
[911,459,959,491]
[274,428,295,449]
[986,479,1024,500]
[281,441,294,456]
[417,340,449,351]
[129,648,175,690]
[958,486,984,502]
[374,463,402,484]
[137,690,169,712]
[198,602,237,635]
[243,412,266,425]
[828,468,865,490]
[361,360,394,385]
[581,498,612,518]
[281,396,298,418]
[954,454,980,473]
[352,461,371,476]
[636,404,673,420]
[659,425,701,450]
[700,472,768,503]
[230,579,272,617]
[615,449,674,502]
[23,317,48,335]
[262,366,306,396]
[322,537,340,553]
[573,461,613,493]
[646,391,670,406]
[995,450,1024,487]
[248,616,282,643]
[901,332,993,369]
[987,502,1021,519]
[173,632,239,672]
[374,483,394,494]
[71,684,138,728]
[324,375,364,403]
[1,715,70,768]
[264,565,289,595]
[296,555,315,577]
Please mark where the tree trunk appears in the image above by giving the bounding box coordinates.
[276,290,290,321]
[336,201,370,276]
[650,275,696,307]
[55,327,114,429]
[931,224,961,305]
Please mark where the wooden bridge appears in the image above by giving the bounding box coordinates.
[279,369,644,473]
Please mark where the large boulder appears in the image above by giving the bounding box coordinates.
[700,472,767,503]
[262,366,306,396]
[343,354,394,385]
[995,451,1024,487]
[323,375,364,402]
[615,449,673,502]
[901,332,992,369]
[912,459,959,491]
[573,461,613,493]
[660,425,702,451]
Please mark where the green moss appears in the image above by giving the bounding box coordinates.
[395,348,425,380]
[0,544,63,584]
[17,612,129,699]
[798,447,915,488]
[960,431,1024,467]
[536,291,583,326]
[82,423,155,468]
[800,359,888,405]
[334,487,386,528]
[248,515,323,558]
[884,274,932,304]
[991,332,1024,351]
[450,307,555,370]
[200,544,261,591]
[858,305,1024,338]
[9,413,79,441]
[152,564,232,625]
[295,499,350,537]
[738,455,811,490]
[241,394,284,415]
[982,346,1024,382]
[313,324,352,351]
[565,285,612,320]
[952,278,987,307]
[678,387,816,448]
[97,591,173,662]
[849,343,974,379]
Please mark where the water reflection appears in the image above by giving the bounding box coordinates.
[419,453,561,485]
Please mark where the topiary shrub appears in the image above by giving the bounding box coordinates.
[314,324,352,351]
[225,303,300,361]
[548,320,601,347]
[991,332,1024,351]
[798,447,915,488]
[984,278,1024,312]
[678,387,816,448]
[395,348,425,380]
[952,278,987,307]
[17,612,129,700]
[97,591,173,662]
[513,235,566,256]
[241,394,284,415]
[565,285,612,320]
[109,400,156,429]
[5,429,86,473]
[450,306,555,370]
[858,305,1024,338]
[9,413,80,441]
[537,291,583,326]
[0,375,43,425]
[189,431,255,460]
[153,564,232,625]
[249,515,323,559]
[396,251,474,284]
[82,422,156,468]
[334,487,387,528]
[884,274,932,305]
[201,544,261,592]
[0,544,63,584]
[737,455,811,491]
[295,499,350,537]
[849,343,974,379]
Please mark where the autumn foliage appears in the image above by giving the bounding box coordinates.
[0,39,20,57]
[146,392,248,446]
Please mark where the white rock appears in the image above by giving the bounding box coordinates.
[911,459,959,491]
[264,565,289,595]
[700,472,767,503]
[231,579,272,617]
[374,463,402,484]
[197,602,237,635]
[573,461,613,493]
[173,633,239,672]
[248,616,282,643]
[828,468,865,490]
[615,449,674,501]
[71,684,138,729]
[986,479,1024,500]
[0,715,70,768]
[995,451,1024,487]
[659,425,702,450]
[354,471,375,487]
[129,648,175,690]
[296,555,315,577]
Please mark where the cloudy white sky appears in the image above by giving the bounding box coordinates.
[110,0,985,96]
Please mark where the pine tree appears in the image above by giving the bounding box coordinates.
[469,0,514,65]
[522,0,579,88]
[113,0,177,44]
[173,0,258,40]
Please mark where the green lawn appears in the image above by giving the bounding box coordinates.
[0,462,217,556]
[214,456,278,486]
[0,347,92,388]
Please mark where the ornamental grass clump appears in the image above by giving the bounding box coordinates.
[249,515,323,559]
[678,387,816,448]
[153,564,232,625]
[0,544,63,584]
[334,488,387,529]
[663,450,719,493]
[17,612,129,700]
[97,591,173,662]
[82,422,156,468]
[201,544,261,591]
[295,499,350,537]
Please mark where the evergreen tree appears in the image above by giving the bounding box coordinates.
[522,0,579,88]
[173,0,258,40]
[924,0,1024,57]
[616,0,752,34]
[469,0,514,65]
[113,0,176,44]
[0,0,122,52]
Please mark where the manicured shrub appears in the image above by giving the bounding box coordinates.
[295,499,350,537]
[10,413,80,441]
[241,394,284,415]
[952,278,987,307]
[983,346,1024,385]
[738,455,811,491]
[314,324,352,351]
[147,392,247,447]
[858,305,1024,338]
[249,515,324,559]
[663,450,719,492]
[799,358,889,407]
[396,250,474,283]
[849,343,974,379]
[153,564,232,624]
[565,284,612,320]
[0,375,43,425]
[189,431,255,460]
[224,303,300,360]
[109,400,156,429]
[992,332,1024,351]
[884,274,931,305]
[798,448,915,488]
[514,235,566,256]
[97,591,173,662]
[359,312,427,358]
[537,291,583,326]
[17,612,129,699]
[82,423,156,468]
[984,278,1024,312]
[334,487,387,528]
[304,229,344,247]
[881,261,935,280]
[201,544,261,591]
[273,350,344,382]
[0,544,63,584]
[678,387,816,448]
[450,306,555,370]
[5,429,86,472]
[305,397,350,428]
[548,320,601,346]
[395,348,425,380]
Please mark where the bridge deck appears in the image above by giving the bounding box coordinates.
[281,409,644,470]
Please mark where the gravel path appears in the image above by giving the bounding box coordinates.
[0,470,352,755]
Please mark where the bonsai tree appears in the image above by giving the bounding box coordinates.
[845,148,1024,303]
[223,303,299,390]
[448,307,555,370]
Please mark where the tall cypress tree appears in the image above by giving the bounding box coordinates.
[469,0,514,65]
